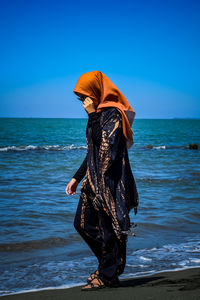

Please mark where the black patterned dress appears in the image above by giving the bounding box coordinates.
[73,107,139,286]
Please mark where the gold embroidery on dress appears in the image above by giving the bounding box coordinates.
[80,192,87,229]
[98,113,122,237]
[108,120,119,138]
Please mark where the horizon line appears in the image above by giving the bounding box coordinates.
[0,117,199,120]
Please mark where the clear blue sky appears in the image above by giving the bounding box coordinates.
[0,0,199,118]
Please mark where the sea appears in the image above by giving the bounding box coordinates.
[0,117,199,296]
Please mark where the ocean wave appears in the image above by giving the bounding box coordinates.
[0,236,200,296]
[137,176,200,184]
[0,144,87,152]
[153,145,166,149]
[0,236,72,252]
[0,143,198,152]
[145,144,199,150]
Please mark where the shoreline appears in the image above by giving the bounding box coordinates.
[1,266,200,299]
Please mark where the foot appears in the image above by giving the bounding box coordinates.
[82,276,106,291]
[87,269,99,283]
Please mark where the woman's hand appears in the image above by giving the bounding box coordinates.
[83,97,96,114]
[65,178,79,195]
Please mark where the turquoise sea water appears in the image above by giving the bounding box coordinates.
[0,117,200,296]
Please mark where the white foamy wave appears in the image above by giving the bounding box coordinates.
[126,237,200,277]
[0,144,87,152]
[139,256,152,262]
[153,145,166,149]
[190,258,200,263]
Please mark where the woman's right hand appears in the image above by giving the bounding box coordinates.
[65,178,79,195]
[83,97,96,114]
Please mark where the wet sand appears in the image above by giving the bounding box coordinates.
[1,267,200,300]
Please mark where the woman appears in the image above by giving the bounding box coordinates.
[66,71,139,291]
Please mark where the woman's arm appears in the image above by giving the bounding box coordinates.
[72,112,101,183]
[72,154,87,183]
[88,112,102,148]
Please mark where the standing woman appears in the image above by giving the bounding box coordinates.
[66,71,139,291]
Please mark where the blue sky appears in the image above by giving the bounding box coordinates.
[0,0,199,118]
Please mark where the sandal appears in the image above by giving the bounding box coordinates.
[87,269,99,283]
[81,276,106,291]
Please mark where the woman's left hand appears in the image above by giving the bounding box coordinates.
[83,97,96,114]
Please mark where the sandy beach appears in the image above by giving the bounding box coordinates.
[1,267,200,300]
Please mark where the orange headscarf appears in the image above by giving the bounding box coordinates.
[73,71,136,149]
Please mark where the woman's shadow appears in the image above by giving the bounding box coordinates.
[119,275,164,288]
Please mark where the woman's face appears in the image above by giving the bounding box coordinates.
[75,92,99,108]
